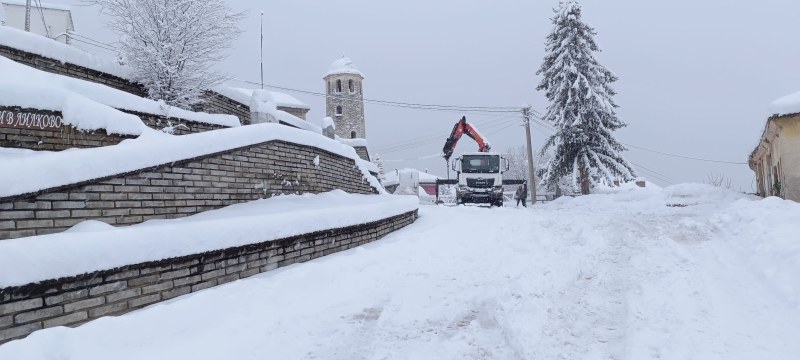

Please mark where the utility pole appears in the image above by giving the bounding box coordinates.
[24,0,32,32]
[523,105,537,205]
[260,11,264,90]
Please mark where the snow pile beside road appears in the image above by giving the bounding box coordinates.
[711,196,800,308]
[0,56,240,131]
[0,191,418,287]
[0,123,382,199]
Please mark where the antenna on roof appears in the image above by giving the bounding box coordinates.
[260,11,264,90]
[24,0,31,31]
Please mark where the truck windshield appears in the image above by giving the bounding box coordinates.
[461,155,500,173]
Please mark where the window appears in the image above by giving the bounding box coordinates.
[336,80,342,93]
[327,81,331,93]
[351,131,357,139]
[336,106,342,115]
[348,79,354,92]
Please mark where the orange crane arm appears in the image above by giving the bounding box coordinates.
[442,116,491,161]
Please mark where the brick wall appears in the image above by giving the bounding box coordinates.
[0,45,147,97]
[280,107,310,121]
[196,91,251,125]
[1,141,378,240]
[0,124,131,152]
[129,110,232,135]
[354,146,370,162]
[0,210,417,344]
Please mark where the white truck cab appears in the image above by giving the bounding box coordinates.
[451,152,509,206]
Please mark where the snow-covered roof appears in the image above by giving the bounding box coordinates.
[325,56,364,78]
[0,123,380,200]
[1,0,71,11]
[383,168,442,186]
[0,56,240,132]
[214,86,310,110]
[769,90,800,117]
[0,26,128,78]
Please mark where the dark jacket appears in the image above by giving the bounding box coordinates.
[515,187,526,199]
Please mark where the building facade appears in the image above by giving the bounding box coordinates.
[750,111,800,202]
[324,57,366,140]
[1,0,74,44]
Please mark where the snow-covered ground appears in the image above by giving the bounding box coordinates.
[1,184,798,359]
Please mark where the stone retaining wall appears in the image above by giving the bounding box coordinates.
[0,141,377,240]
[0,210,417,344]
[0,45,146,97]
[196,91,251,125]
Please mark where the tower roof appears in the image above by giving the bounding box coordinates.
[325,56,363,78]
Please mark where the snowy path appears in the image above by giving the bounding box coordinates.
[1,185,799,359]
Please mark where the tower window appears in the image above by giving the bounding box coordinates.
[336,80,342,93]
[327,81,331,93]
[351,131,357,139]
[336,106,342,116]
[348,79,354,93]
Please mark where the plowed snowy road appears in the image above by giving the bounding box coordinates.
[2,185,799,359]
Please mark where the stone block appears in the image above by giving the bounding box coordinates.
[0,298,43,316]
[34,210,71,219]
[128,294,161,308]
[200,269,225,281]
[127,274,159,287]
[43,311,88,328]
[0,221,13,230]
[0,322,41,342]
[15,219,54,228]
[159,268,190,281]
[0,211,34,220]
[88,281,127,296]
[191,280,216,292]
[88,302,128,318]
[105,288,141,303]
[0,315,11,328]
[142,281,173,295]
[52,201,86,209]
[45,289,88,306]
[161,286,191,301]
[173,275,201,288]
[100,193,127,201]
[14,306,63,324]
[71,210,102,217]
[105,269,141,282]
[216,273,240,285]
[63,297,105,313]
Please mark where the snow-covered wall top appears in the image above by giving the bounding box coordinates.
[325,56,364,78]
[338,138,368,147]
[769,90,800,117]
[213,86,310,110]
[0,123,380,199]
[0,26,127,78]
[0,56,240,132]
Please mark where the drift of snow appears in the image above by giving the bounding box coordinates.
[0,123,379,199]
[2,184,798,359]
[0,56,240,132]
[768,90,800,117]
[383,168,441,187]
[0,191,417,287]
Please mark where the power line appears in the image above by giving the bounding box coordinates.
[231,79,521,114]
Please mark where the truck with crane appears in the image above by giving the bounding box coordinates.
[442,116,509,207]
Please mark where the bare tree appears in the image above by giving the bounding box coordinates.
[504,145,529,181]
[706,172,733,189]
[88,0,245,109]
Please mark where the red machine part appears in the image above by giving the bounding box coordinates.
[442,116,491,161]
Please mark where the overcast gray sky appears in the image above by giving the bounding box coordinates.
[57,0,800,190]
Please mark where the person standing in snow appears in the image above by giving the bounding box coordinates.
[515,185,527,208]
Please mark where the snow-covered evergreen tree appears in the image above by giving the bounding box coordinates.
[536,1,635,194]
[373,154,386,182]
[90,0,245,109]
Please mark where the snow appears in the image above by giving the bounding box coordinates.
[2,184,798,359]
[0,56,241,132]
[768,89,800,117]
[0,26,127,78]
[0,191,418,287]
[325,56,364,77]
[0,123,380,199]
[337,137,368,147]
[213,86,310,110]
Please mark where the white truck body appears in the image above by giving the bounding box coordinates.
[452,152,508,206]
